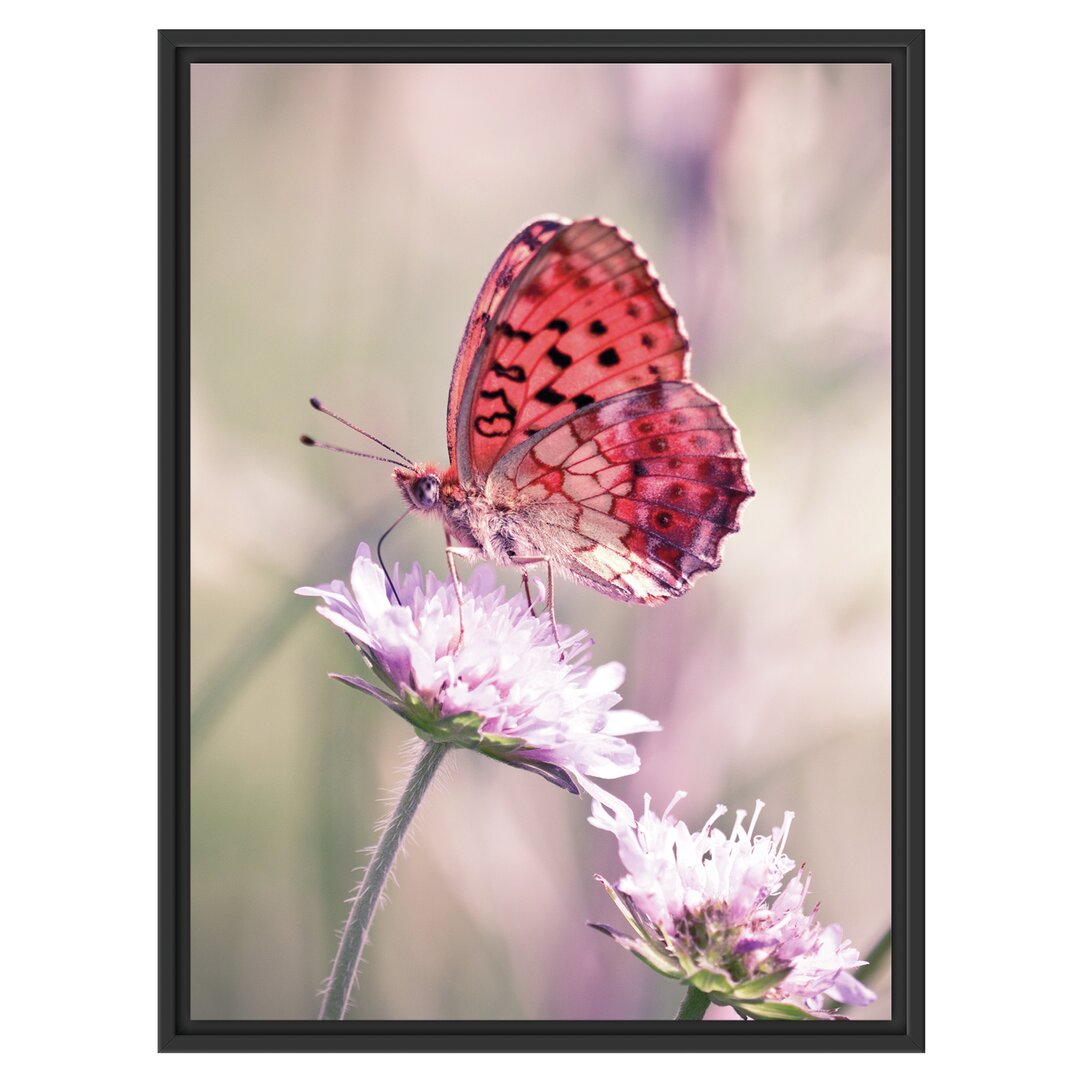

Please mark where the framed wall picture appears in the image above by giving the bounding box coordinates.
[160,28,924,1051]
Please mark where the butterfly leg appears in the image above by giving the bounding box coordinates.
[545,560,562,656]
[510,556,562,655]
[444,535,481,652]
[519,570,536,615]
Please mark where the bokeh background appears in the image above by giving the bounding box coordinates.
[189,62,891,1021]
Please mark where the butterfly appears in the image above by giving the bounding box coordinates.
[310,216,753,612]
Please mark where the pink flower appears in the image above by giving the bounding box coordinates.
[589,791,876,1018]
[297,545,657,793]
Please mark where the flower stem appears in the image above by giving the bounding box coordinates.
[675,984,711,1020]
[319,739,450,1020]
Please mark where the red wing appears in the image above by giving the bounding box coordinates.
[454,218,691,485]
[489,382,754,604]
[446,216,569,472]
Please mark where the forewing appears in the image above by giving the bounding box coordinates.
[492,382,754,604]
[457,218,691,484]
[447,216,568,474]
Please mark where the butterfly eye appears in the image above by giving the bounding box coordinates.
[412,475,440,510]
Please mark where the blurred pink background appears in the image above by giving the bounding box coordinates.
[189,62,892,1020]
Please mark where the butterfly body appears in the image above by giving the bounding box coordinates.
[396,463,572,568]
[396,216,754,605]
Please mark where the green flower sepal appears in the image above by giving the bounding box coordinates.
[589,876,840,1021]
[331,670,580,793]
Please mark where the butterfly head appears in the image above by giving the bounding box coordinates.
[394,465,444,513]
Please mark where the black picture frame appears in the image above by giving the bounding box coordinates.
[160,27,924,1052]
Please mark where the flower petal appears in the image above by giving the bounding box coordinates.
[589,792,879,1016]
[298,547,655,792]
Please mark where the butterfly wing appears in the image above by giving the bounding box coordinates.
[488,381,754,604]
[446,216,569,473]
[450,216,753,603]
[452,218,694,485]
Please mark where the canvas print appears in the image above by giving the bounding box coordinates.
[189,61,893,1022]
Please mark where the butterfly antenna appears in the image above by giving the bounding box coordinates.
[309,398,414,468]
[376,507,413,605]
[299,435,409,468]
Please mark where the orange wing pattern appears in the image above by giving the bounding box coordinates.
[454,218,690,485]
[446,217,568,472]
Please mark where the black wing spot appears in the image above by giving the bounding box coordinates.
[496,266,515,289]
[627,302,641,318]
[476,416,513,437]
[498,322,533,343]
[536,386,567,406]
[632,459,648,477]
[647,363,661,376]
[588,319,607,336]
[572,394,595,409]
[475,389,518,438]
[655,511,673,528]
[598,347,620,367]
[641,332,655,349]
[491,360,526,382]
[574,274,591,289]
[546,345,572,369]
[525,428,539,436]
[547,318,569,334]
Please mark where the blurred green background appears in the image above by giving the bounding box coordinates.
[189,62,892,1020]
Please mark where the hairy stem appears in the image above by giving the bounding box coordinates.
[675,984,711,1020]
[319,739,450,1020]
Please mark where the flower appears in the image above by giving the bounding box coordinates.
[588,791,877,1019]
[296,544,658,793]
